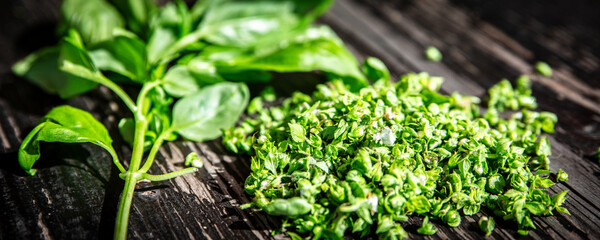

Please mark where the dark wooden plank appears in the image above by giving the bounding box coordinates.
[1,0,599,239]
[451,0,600,87]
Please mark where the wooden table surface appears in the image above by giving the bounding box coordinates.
[1,0,599,239]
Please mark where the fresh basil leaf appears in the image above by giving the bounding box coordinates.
[61,0,124,45]
[18,105,117,175]
[162,60,224,97]
[89,29,147,83]
[147,27,178,65]
[146,2,192,64]
[171,82,249,141]
[61,30,98,73]
[12,46,98,99]
[291,0,334,24]
[200,1,299,48]
[190,0,211,24]
[109,0,157,36]
[210,26,366,85]
[239,33,360,77]
[60,30,120,89]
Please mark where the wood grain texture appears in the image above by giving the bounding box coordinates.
[1,0,599,239]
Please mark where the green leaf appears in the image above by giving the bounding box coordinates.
[525,201,547,215]
[88,29,147,82]
[171,82,250,141]
[201,26,366,88]
[556,169,568,182]
[59,30,101,80]
[535,61,553,77]
[362,57,389,82]
[264,153,278,174]
[535,178,555,188]
[185,152,203,168]
[108,0,157,36]
[236,26,365,81]
[146,26,179,65]
[287,232,303,240]
[291,0,335,25]
[425,46,442,62]
[478,216,495,236]
[190,0,211,23]
[263,197,312,216]
[417,217,438,235]
[410,195,431,214]
[552,190,569,207]
[535,136,551,157]
[61,0,124,45]
[444,209,461,227]
[146,2,192,64]
[200,1,300,48]
[556,206,571,215]
[289,123,306,143]
[12,46,98,99]
[162,60,224,97]
[18,106,117,175]
[59,30,130,105]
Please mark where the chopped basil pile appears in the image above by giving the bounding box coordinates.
[224,59,569,238]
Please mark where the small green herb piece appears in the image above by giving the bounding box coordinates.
[417,217,438,235]
[444,210,461,227]
[478,216,495,237]
[262,197,313,216]
[535,61,553,77]
[425,46,442,62]
[556,169,568,182]
[225,69,566,239]
[185,152,203,168]
[289,123,307,143]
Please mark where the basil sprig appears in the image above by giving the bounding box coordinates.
[13,0,364,239]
